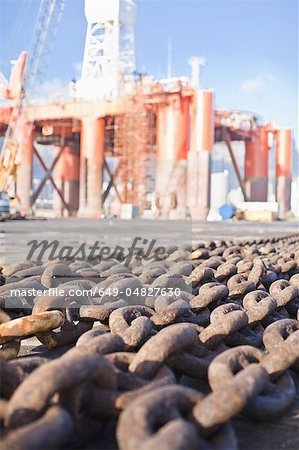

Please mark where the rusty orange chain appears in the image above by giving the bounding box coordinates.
[0,232,298,449]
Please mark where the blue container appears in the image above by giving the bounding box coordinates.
[219,203,236,220]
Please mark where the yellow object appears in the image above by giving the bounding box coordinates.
[242,210,277,222]
[0,140,19,191]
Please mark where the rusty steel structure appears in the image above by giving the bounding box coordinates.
[0,0,294,220]
[0,83,294,219]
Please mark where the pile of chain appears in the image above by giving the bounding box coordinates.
[0,233,299,449]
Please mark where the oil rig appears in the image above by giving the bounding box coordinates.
[0,0,293,220]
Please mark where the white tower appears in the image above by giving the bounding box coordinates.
[76,0,136,99]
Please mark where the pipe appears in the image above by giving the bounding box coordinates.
[244,125,269,201]
[188,89,214,220]
[155,92,190,218]
[53,143,80,217]
[16,123,34,212]
[78,117,104,218]
[224,128,248,202]
[276,128,292,218]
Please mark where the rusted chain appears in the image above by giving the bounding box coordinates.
[129,323,199,378]
[109,305,153,348]
[1,406,74,450]
[5,347,117,428]
[0,311,65,344]
[33,290,93,348]
[117,385,237,450]
[0,310,21,360]
[199,303,248,349]
[0,232,298,449]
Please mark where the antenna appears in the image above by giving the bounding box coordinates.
[167,36,172,78]
[188,56,206,88]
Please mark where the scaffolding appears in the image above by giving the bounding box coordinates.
[104,88,156,214]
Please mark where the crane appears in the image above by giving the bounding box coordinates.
[0,0,66,195]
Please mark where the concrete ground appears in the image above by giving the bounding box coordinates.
[1,218,299,449]
[1,217,298,264]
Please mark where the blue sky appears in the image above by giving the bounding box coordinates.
[0,0,298,141]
